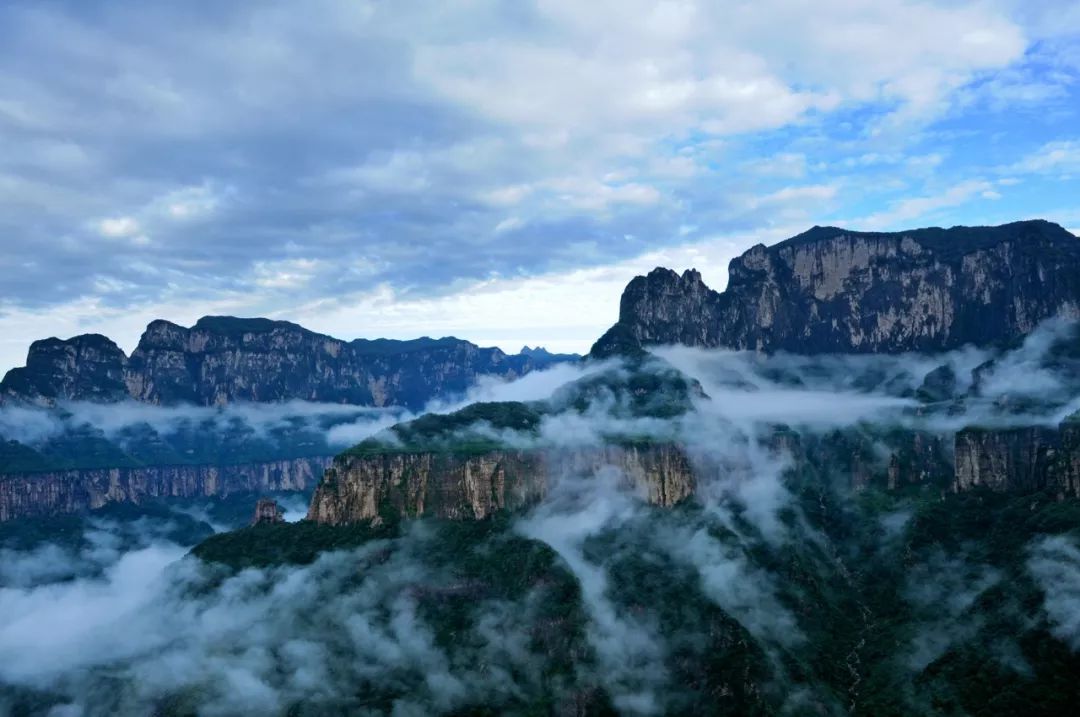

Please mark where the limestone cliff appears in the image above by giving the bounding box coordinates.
[592,220,1080,357]
[954,423,1080,496]
[307,444,695,525]
[251,497,286,525]
[2,316,576,409]
[0,334,130,403]
[0,456,330,521]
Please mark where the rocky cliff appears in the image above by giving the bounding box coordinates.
[0,456,331,521]
[251,497,286,525]
[954,422,1080,496]
[592,220,1080,357]
[2,316,575,409]
[307,444,695,525]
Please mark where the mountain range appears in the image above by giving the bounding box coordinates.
[593,219,1080,357]
[4,219,1080,716]
[1,316,575,410]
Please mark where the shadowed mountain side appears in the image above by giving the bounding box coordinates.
[2,316,578,409]
[591,220,1080,358]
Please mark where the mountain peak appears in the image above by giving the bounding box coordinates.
[774,219,1076,254]
[192,315,310,335]
[592,220,1080,358]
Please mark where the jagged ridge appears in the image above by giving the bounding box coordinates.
[2,316,577,409]
[592,220,1080,357]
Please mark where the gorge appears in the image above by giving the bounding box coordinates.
[4,220,1080,716]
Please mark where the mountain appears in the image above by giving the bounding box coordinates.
[7,221,1080,715]
[182,322,1080,716]
[0,318,577,522]
[0,457,330,522]
[1,316,578,410]
[518,345,580,362]
[591,220,1080,357]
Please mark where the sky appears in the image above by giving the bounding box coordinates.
[1,0,1079,372]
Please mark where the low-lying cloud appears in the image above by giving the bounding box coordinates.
[3,318,1080,713]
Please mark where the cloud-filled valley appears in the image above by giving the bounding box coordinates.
[3,2,1080,714]
[3,319,1080,714]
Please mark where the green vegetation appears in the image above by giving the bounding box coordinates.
[350,336,466,355]
[551,358,698,418]
[191,518,399,568]
[346,401,545,457]
[0,500,215,565]
[192,315,307,335]
[188,513,611,714]
[343,359,698,460]
[0,411,369,476]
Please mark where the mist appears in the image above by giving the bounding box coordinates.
[3,318,1080,713]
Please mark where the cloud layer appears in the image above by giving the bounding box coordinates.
[3,318,1080,713]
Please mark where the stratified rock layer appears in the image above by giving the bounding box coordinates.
[2,316,575,409]
[592,221,1080,357]
[251,497,286,525]
[307,444,696,525]
[954,424,1080,496]
[0,456,331,521]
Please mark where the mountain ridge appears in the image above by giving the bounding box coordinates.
[591,219,1080,357]
[1,316,578,410]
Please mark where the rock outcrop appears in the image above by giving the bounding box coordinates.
[307,444,695,525]
[0,456,331,521]
[2,316,576,409]
[251,497,286,525]
[0,334,130,403]
[953,423,1080,496]
[592,220,1080,357]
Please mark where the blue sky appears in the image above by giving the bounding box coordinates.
[1,0,1079,370]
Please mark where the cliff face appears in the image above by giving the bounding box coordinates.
[251,498,286,525]
[592,221,1080,357]
[307,444,695,525]
[954,424,1080,496]
[3,316,574,409]
[309,419,1080,528]
[0,456,331,521]
[0,334,130,403]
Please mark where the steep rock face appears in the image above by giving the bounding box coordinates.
[592,221,1080,357]
[124,317,385,405]
[953,427,1066,494]
[251,498,286,525]
[1062,422,1080,495]
[0,334,129,405]
[0,456,331,521]
[307,444,696,525]
[3,316,574,409]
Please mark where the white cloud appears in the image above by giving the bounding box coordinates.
[742,153,808,179]
[493,217,524,234]
[156,182,225,220]
[96,216,141,239]
[413,0,1024,138]
[755,184,838,206]
[854,179,995,230]
[251,258,325,289]
[0,0,1075,371]
[1010,140,1080,176]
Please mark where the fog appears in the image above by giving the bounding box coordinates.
[2,319,1080,713]
[1028,535,1080,651]
[0,360,619,470]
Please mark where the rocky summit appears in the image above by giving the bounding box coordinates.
[1,316,576,409]
[591,220,1080,357]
